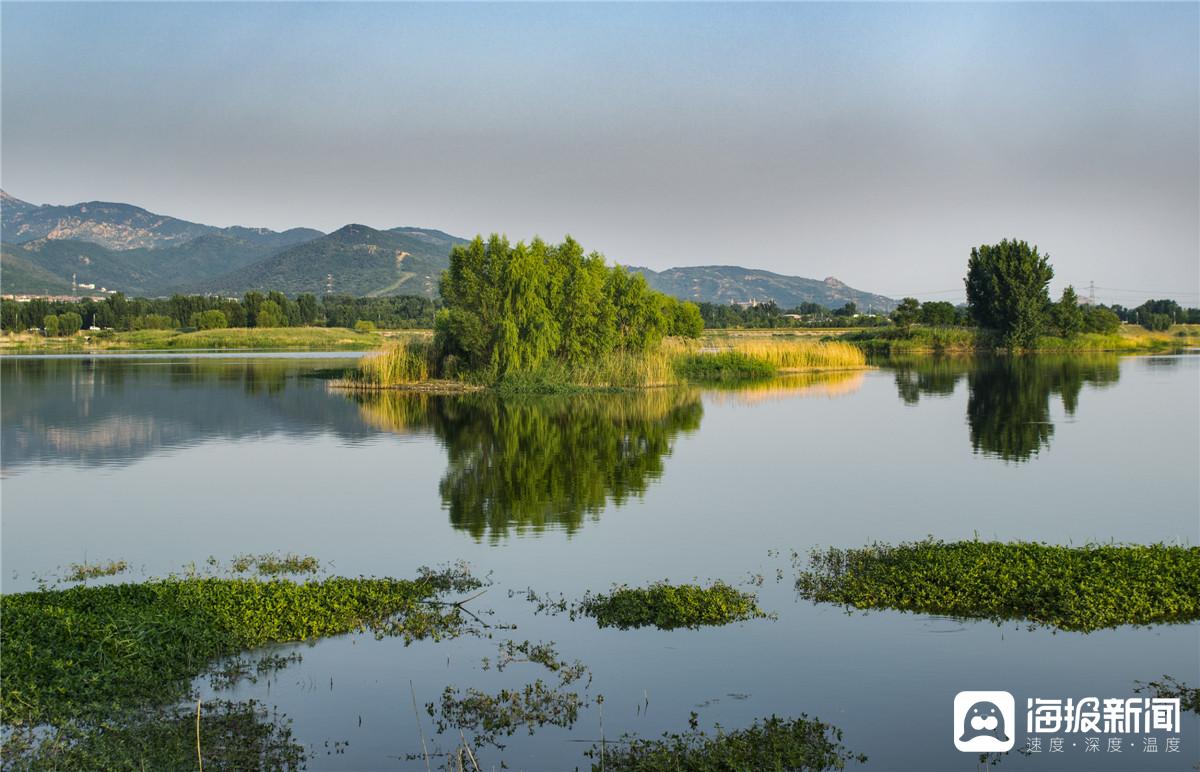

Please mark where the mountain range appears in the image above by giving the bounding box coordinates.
[0,191,896,309]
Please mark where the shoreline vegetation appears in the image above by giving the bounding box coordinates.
[336,335,871,392]
[837,323,1200,355]
[0,325,383,352]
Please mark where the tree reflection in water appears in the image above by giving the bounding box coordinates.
[353,389,703,540]
[889,355,1120,462]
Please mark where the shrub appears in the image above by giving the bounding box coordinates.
[190,309,228,330]
[675,351,775,381]
[130,313,174,330]
[354,320,377,333]
[58,312,83,336]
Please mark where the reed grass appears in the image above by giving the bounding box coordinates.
[716,338,867,370]
[350,338,435,386]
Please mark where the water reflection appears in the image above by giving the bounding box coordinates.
[352,390,703,540]
[890,357,972,405]
[0,357,369,472]
[703,370,866,405]
[888,355,1121,462]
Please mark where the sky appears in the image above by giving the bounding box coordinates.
[2,2,1197,305]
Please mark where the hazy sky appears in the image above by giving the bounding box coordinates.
[2,2,1197,304]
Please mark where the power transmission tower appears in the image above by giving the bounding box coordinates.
[1089,280,1095,306]
[325,274,334,295]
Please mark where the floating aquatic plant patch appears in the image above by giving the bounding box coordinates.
[63,559,128,582]
[230,551,322,576]
[794,540,1200,633]
[0,565,485,727]
[588,714,867,771]
[579,581,770,630]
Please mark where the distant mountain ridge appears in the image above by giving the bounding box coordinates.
[190,224,467,297]
[1,192,895,308]
[0,192,322,252]
[629,265,897,312]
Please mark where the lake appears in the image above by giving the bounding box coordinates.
[2,352,1197,770]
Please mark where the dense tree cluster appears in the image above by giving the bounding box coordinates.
[435,235,702,378]
[962,240,1187,345]
[1,292,435,334]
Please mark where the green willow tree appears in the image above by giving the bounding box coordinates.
[964,239,1054,348]
[436,235,701,380]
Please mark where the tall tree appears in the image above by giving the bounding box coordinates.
[965,239,1054,348]
[1050,285,1084,338]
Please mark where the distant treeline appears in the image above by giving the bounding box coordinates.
[1,292,436,334]
[701,296,1198,333]
[699,300,961,329]
[1108,299,1200,330]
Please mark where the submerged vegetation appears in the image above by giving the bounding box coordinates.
[795,540,1200,632]
[579,581,769,630]
[590,714,866,771]
[426,640,594,753]
[2,699,306,771]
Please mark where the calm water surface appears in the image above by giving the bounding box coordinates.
[2,353,1197,770]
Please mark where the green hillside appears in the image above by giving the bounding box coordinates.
[1,239,160,295]
[0,249,74,295]
[628,265,898,312]
[194,225,466,297]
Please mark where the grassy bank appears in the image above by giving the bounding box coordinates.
[839,324,1200,355]
[342,336,868,392]
[795,539,1200,632]
[0,568,481,726]
[0,326,382,353]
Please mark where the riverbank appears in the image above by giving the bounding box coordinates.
[0,326,386,353]
[835,324,1200,354]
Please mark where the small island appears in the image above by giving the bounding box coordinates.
[337,234,868,392]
